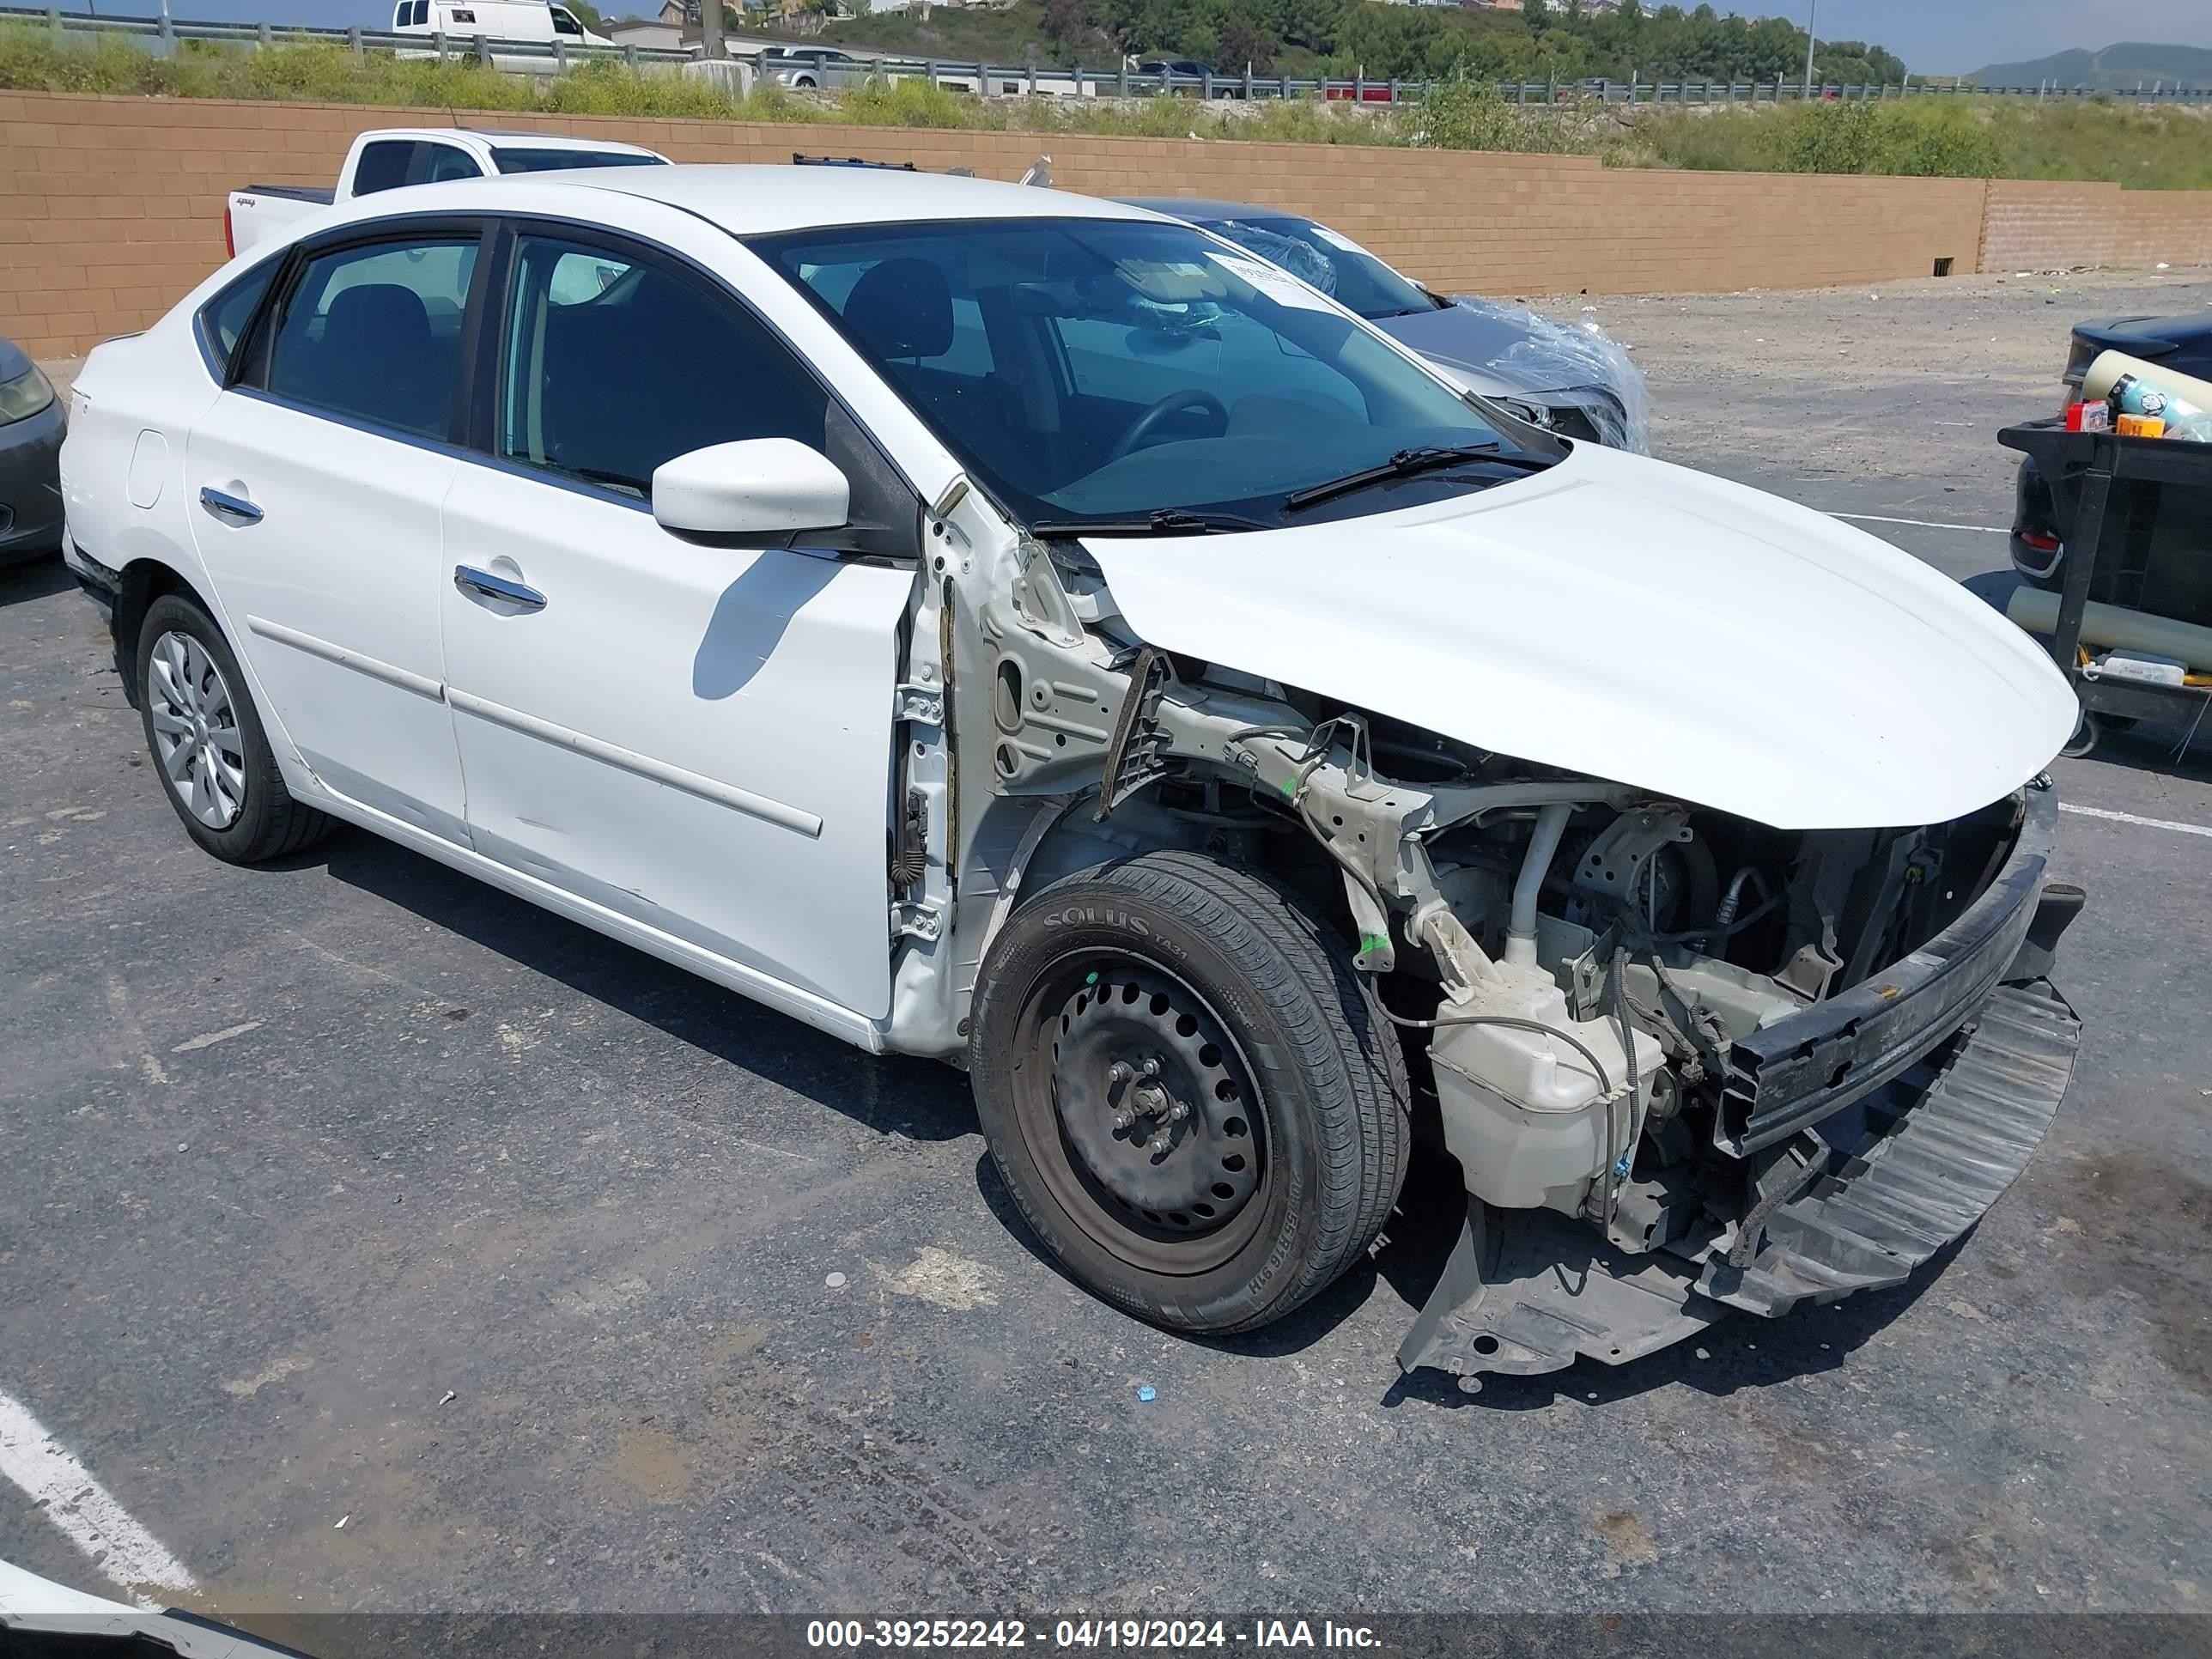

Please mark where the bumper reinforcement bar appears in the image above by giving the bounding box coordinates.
[1398,979,2081,1389]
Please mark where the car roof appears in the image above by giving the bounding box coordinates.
[1117,197,1290,224]
[552,163,1159,236]
[373,127,661,157]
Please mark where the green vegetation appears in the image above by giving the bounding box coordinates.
[0,28,770,117]
[786,0,1903,85]
[1617,98,2212,191]
[760,3,1128,70]
[4,23,2207,187]
[1618,98,2006,179]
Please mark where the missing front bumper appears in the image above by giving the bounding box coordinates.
[1397,978,2081,1387]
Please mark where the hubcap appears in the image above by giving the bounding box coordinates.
[1048,965,1261,1235]
[148,630,246,830]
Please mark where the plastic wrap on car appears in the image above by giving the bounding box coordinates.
[1214,225,1339,294]
[1445,295,1652,455]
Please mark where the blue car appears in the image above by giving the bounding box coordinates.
[0,332,65,566]
[1121,197,1650,452]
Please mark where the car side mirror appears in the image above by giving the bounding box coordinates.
[651,439,849,538]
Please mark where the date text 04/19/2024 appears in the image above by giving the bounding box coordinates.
[805,1620,1384,1650]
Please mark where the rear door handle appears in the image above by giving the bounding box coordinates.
[454,565,546,611]
[199,486,263,524]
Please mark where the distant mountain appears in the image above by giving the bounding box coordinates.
[1968,42,2212,89]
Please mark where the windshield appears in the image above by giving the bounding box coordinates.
[491,149,666,174]
[750,217,1559,532]
[1196,215,1438,322]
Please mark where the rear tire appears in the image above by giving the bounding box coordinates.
[2060,709,2100,759]
[137,592,333,864]
[969,851,1410,1335]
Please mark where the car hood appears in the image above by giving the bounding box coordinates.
[1079,442,2076,831]
[0,335,30,384]
[1372,302,1608,404]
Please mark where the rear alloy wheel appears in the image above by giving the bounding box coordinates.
[137,592,333,863]
[148,627,248,831]
[970,851,1409,1334]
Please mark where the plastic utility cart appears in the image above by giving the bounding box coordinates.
[1998,420,2212,758]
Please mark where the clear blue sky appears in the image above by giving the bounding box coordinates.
[70,0,2212,76]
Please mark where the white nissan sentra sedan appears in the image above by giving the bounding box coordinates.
[61,167,2087,1385]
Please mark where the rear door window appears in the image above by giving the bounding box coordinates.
[421,143,481,183]
[260,235,482,441]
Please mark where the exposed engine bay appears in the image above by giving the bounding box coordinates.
[1109,671,2037,1231]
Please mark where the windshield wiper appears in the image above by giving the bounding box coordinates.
[1030,508,1267,538]
[1281,441,1522,513]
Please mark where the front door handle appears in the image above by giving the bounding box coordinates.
[454,565,546,611]
[199,486,263,524]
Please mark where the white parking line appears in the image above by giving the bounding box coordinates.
[2060,802,2212,839]
[1827,512,2009,534]
[0,1391,196,1601]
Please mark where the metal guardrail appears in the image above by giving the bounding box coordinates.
[5,6,2210,104]
[793,63,2212,106]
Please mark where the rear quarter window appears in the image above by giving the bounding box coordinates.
[196,257,282,380]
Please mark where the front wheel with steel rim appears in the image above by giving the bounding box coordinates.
[136,591,332,864]
[969,850,1410,1336]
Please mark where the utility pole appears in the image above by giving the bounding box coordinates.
[699,0,723,63]
[1803,0,1817,99]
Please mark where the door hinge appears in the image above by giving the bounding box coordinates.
[890,898,945,943]
[896,683,944,727]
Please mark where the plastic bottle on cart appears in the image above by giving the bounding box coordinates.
[2111,374,2212,442]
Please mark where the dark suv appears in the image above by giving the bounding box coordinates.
[1135,58,1225,93]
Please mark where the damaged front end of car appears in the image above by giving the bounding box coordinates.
[1108,674,2080,1383]
[1136,687,2085,1387]
[908,433,2085,1382]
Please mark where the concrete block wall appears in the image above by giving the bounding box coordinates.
[1982,179,2212,273]
[0,89,2195,361]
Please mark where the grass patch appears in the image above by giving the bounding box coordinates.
[3,27,2207,185]
[1615,95,2212,188]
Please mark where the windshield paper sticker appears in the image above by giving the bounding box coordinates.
[1206,252,1334,313]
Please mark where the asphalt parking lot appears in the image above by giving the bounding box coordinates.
[3,268,2209,1625]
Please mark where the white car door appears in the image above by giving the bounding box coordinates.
[439,224,920,1022]
[185,222,489,842]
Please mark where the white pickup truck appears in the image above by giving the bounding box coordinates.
[223,127,669,256]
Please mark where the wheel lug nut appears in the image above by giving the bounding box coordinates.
[1107,1060,1132,1085]
[1111,1109,1136,1131]
[1146,1132,1171,1156]
[1140,1057,1160,1079]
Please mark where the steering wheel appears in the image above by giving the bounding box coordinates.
[1107,390,1230,464]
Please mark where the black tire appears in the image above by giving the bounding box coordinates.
[2060,709,2100,760]
[136,591,333,863]
[969,850,1410,1335]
